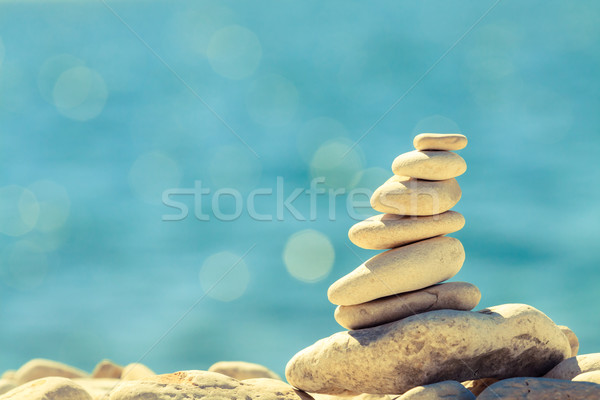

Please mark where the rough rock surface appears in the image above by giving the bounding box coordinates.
[544,353,600,380]
[334,282,480,330]
[208,361,280,380]
[413,134,467,151]
[108,371,313,400]
[396,380,474,399]
[0,377,92,400]
[348,212,465,250]
[371,176,461,216]
[328,237,465,306]
[14,359,88,384]
[392,151,466,181]
[558,325,579,356]
[477,377,600,400]
[285,304,570,395]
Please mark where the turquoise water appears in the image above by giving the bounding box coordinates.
[0,1,599,377]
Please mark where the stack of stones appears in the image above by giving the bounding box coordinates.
[331,133,480,331]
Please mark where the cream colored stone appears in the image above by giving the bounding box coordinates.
[14,359,88,384]
[108,371,312,400]
[460,378,498,397]
[91,359,123,379]
[0,380,16,396]
[573,370,600,384]
[477,377,600,400]
[558,325,579,356]
[312,394,393,400]
[348,211,465,250]
[208,361,280,380]
[544,353,600,380]
[335,282,480,330]
[0,372,15,381]
[371,176,461,216]
[285,304,570,395]
[328,237,465,306]
[392,151,466,181]
[73,378,119,400]
[413,134,467,151]
[397,381,474,400]
[120,363,155,381]
[0,377,92,400]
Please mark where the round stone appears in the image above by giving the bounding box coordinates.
[544,353,600,380]
[334,282,481,330]
[558,325,579,357]
[348,211,465,250]
[208,361,280,380]
[327,236,465,306]
[413,133,467,151]
[370,175,461,216]
[392,150,466,181]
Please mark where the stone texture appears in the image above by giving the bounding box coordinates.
[460,378,498,397]
[413,134,467,151]
[396,381,474,400]
[14,359,88,385]
[0,377,92,400]
[558,325,579,356]
[73,378,119,400]
[371,176,461,216]
[91,359,123,379]
[477,377,600,400]
[328,237,465,306]
[544,353,600,380]
[312,394,393,400]
[208,361,280,380]
[573,370,600,384]
[392,151,466,181]
[285,304,570,395]
[348,211,465,250]
[334,282,481,330]
[108,370,313,400]
[120,363,155,381]
[0,381,16,396]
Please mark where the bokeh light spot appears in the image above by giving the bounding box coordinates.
[199,251,250,302]
[37,54,85,103]
[246,74,298,127]
[0,185,40,237]
[1,241,47,290]
[207,25,262,80]
[297,117,348,162]
[129,152,182,205]
[283,229,335,283]
[209,145,262,192]
[52,66,108,121]
[310,139,364,189]
[28,180,70,233]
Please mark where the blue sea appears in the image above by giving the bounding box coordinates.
[0,1,599,377]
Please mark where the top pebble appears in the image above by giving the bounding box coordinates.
[414,133,468,151]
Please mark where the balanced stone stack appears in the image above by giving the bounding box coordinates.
[331,133,479,331]
[286,134,574,396]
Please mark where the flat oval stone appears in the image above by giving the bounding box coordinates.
[413,134,467,151]
[573,370,600,384]
[328,237,465,306]
[558,325,579,356]
[392,151,466,180]
[397,381,475,400]
[14,359,88,385]
[0,377,92,400]
[477,377,600,400]
[285,304,571,395]
[544,353,600,380]
[348,211,464,250]
[208,361,280,380]
[370,176,461,216]
[120,363,155,381]
[334,282,480,330]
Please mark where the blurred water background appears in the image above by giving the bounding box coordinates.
[0,0,599,376]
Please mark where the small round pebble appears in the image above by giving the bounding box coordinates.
[413,133,467,151]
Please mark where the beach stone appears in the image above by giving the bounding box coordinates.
[335,282,480,330]
[328,237,464,306]
[0,381,16,396]
[108,370,313,400]
[371,176,461,216]
[285,304,570,395]
[558,325,579,356]
[413,134,467,151]
[460,378,498,396]
[73,378,119,400]
[312,394,393,400]
[208,361,280,380]
[91,359,123,379]
[544,353,600,380]
[14,359,88,384]
[348,211,464,250]
[396,380,474,400]
[0,377,92,400]
[392,151,466,181]
[573,370,600,384]
[477,377,600,400]
[0,372,14,381]
[120,363,155,381]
